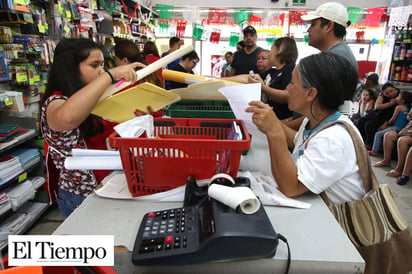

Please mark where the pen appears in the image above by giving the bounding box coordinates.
[115,78,125,88]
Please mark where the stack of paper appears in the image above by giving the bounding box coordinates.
[0,192,11,216]
[30,176,46,189]
[0,156,24,187]
[6,180,36,211]
[10,148,41,170]
[0,202,48,249]
[0,211,32,248]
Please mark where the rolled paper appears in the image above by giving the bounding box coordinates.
[162,69,209,84]
[99,45,194,101]
[208,184,261,215]
[64,156,123,170]
[209,173,236,186]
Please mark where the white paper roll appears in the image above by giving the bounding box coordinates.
[137,45,194,80]
[209,173,236,186]
[99,45,195,100]
[208,184,261,215]
[64,156,123,170]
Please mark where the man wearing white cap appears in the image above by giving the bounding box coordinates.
[285,2,358,131]
[301,2,358,73]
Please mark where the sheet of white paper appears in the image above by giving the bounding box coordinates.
[64,156,123,170]
[239,171,311,209]
[71,149,120,157]
[218,83,260,122]
[218,83,267,142]
[114,114,154,138]
[95,171,185,201]
[96,170,309,209]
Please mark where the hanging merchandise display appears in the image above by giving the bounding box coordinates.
[365,8,385,27]
[348,7,361,25]
[120,0,139,20]
[157,19,169,35]
[289,10,307,26]
[247,14,262,25]
[155,4,174,20]
[388,6,411,28]
[192,23,204,40]
[266,35,275,47]
[210,28,221,44]
[176,20,187,37]
[99,0,117,13]
[208,8,227,24]
[201,26,212,41]
[234,9,247,25]
[229,32,240,47]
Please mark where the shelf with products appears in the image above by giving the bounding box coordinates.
[388,40,412,83]
[0,116,48,250]
[95,0,156,45]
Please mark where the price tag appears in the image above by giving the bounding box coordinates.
[4,97,13,106]
[38,24,45,34]
[18,172,27,183]
[64,25,70,34]
[57,3,64,15]
[66,11,72,19]
[16,72,27,83]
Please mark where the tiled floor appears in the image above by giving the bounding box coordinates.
[369,154,412,228]
[26,154,412,235]
[25,203,63,235]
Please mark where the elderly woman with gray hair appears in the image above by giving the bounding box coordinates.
[246,52,365,204]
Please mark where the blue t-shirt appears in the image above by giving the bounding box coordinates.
[162,52,181,90]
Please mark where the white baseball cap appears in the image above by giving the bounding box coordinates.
[301,2,350,28]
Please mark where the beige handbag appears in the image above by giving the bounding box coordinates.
[398,120,412,137]
[309,120,412,274]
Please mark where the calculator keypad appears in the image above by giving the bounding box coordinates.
[138,208,191,254]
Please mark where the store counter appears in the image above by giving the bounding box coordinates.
[53,192,364,273]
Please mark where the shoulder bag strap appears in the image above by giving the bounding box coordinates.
[304,120,378,203]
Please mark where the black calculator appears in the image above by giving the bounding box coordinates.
[132,197,278,265]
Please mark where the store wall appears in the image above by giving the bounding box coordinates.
[150,0,391,9]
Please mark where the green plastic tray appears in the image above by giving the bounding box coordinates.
[165,100,235,119]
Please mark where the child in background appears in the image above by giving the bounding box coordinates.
[40,38,144,218]
[368,91,412,156]
[351,88,375,124]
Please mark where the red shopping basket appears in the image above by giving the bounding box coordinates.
[109,118,250,197]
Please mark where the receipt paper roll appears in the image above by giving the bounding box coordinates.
[208,184,261,215]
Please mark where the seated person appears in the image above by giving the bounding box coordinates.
[368,91,412,156]
[246,52,365,205]
[352,72,381,102]
[350,88,375,123]
[373,109,412,184]
[355,83,399,149]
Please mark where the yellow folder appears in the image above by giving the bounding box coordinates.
[91,82,180,123]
